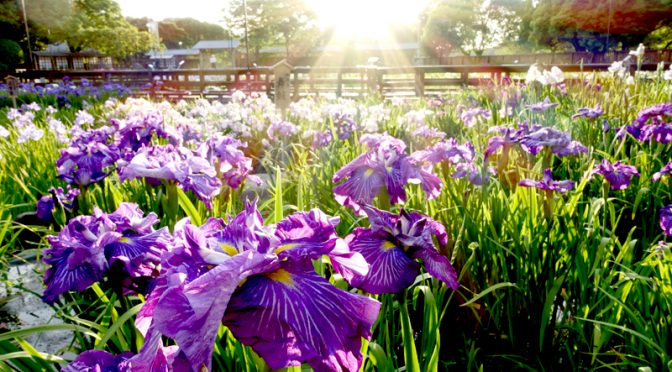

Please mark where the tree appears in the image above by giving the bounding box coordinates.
[519,0,672,52]
[422,0,521,56]
[224,0,319,60]
[62,0,159,58]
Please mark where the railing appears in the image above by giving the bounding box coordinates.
[6,55,668,100]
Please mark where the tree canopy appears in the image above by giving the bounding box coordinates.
[519,0,672,52]
[127,17,231,49]
[223,0,319,59]
[422,0,521,57]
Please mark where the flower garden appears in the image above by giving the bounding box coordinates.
[1,57,672,371]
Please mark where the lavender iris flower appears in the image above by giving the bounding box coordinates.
[131,201,378,371]
[412,138,492,185]
[519,169,575,193]
[335,206,458,294]
[526,97,559,112]
[459,107,491,127]
[520,127,588,157]
[589,160,639,190]
[333,134,443,214]
[118,145,222,208]
[653,160,672,182]
[36,186,80,222]
[661,205,672,236]
[626,103,672,143]
[56,128,120,186]
[43,203,170,303]
[267,120,299,141]
[572,104,603,120]
[197,135,261,189]
[62,350,133,372]
[113,112,176,159]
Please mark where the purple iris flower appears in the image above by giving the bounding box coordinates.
[197,135,261,189]
[572,104,603,120]
[459,107,491,127]
[520,127,588,157]
[653,160,672,182]
[35,186,80,222]
[626,103,672,143]
[132,201,378,371]
[411,138,492,185]
[303,129,333,149]
[661,205,672,236]
[588,160,639,190]
[412,125,446,142]
[113,112,176,159]
[118,145,222,209]
[519,168,575,193]
[336,206,458,294]
[526,97,559,112]
[484,123,542,160]
[43,203,171,303]
[56,128,120,186]
[62,350,133,372]
[267,120,299,141]
[333,134,442,214]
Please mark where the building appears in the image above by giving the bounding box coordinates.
[191,40,241,68]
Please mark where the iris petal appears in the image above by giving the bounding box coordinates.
[152,250,278,370]
[223,264,380,372]
[344,229,420,294]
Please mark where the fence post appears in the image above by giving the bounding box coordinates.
[272,59,293,118]
[415,69,425,97]
[366,67,379,95]
[336,71,343,98]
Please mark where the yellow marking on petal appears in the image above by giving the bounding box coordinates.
[119,237,130,243]
[274,243,297,254]
[382,241,397,250]
[266,269,295,287]
[219,243,238,256]
[364,168,374,177]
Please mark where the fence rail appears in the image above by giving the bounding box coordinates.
[5,55,669,100]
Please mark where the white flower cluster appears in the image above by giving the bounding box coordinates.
[526,64,564,86]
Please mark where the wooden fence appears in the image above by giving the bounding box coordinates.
[6,53,670,100]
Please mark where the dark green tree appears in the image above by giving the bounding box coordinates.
[519,0,672,52]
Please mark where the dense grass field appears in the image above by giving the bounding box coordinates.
[0,59,671,371]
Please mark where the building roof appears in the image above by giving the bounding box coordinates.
[147,49,199,59]
[192,40,241,50]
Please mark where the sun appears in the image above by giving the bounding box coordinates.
[305,0,430,41]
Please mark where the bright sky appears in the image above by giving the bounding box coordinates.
[115,0,429,39]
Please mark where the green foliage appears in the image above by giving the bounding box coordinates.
[422,0,521,56]
[60,0,160,58]
[223,0,319,59]
[127,17,231,49]
[518,0,672,52]
[0,39,23,70]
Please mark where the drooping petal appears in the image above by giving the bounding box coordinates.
[152,250,278,370]
[333,167,385,215]
[274,209,342,261]
[223,264,380,372]
[343,228,420,294]
[43,242,104,304]
[410,247,459,289]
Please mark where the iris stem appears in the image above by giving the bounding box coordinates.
[399,290,421,372]
[166,181,178,228]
